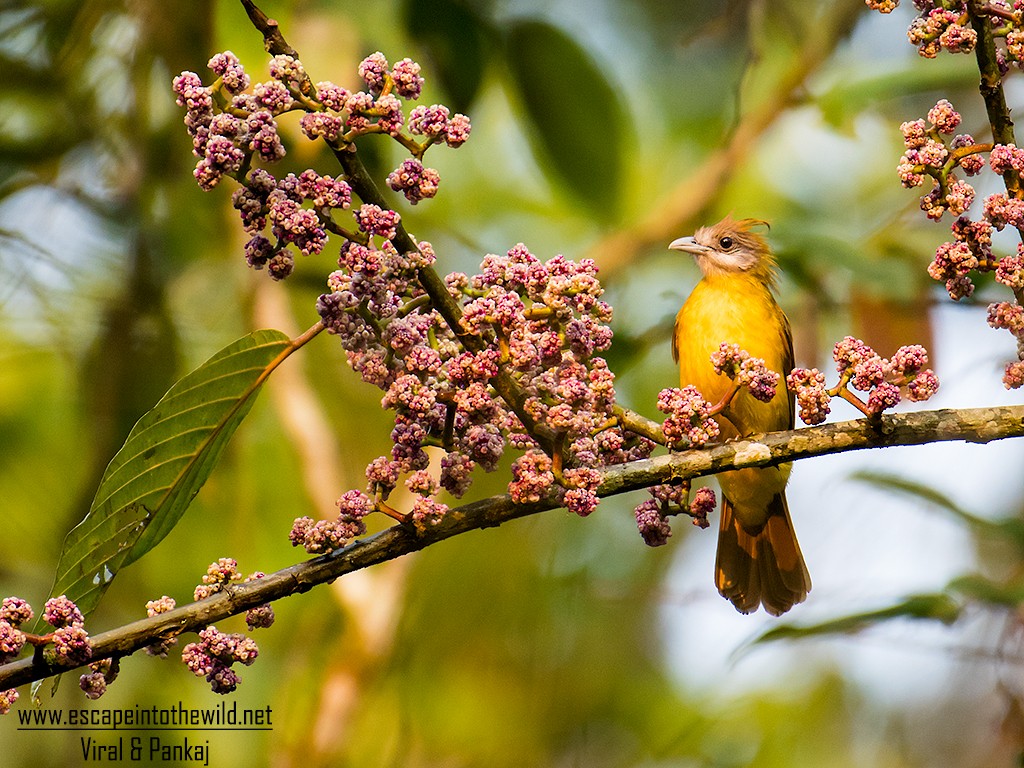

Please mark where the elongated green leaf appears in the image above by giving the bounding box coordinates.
[504,19,627,217]
[47,329,292,618]
[747,593,962,648]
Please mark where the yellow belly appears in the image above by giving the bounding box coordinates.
[675,274,793,522]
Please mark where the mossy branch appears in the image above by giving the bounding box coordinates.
[3,403,1022,691]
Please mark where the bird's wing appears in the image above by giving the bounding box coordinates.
[671,313,680,363]
[781,311,795,430]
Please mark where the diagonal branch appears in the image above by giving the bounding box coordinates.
[967,1,1020,196]
[3,403,1022,691]
[240,0,556,454]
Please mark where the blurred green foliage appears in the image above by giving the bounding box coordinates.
[2,0,1024,766]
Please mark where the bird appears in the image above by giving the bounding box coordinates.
[668,215,810,616]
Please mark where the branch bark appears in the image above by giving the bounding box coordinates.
[967,1,1020,195]
[4,403,1022,690]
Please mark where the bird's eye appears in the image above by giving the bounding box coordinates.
[719,236,733,249]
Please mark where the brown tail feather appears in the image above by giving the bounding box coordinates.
[715,494,810,617]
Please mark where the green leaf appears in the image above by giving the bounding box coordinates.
[504,19,626,217]
[948,573,1024,608]
[401,0,492,113]
[748,593,963,647]
[45,329,292,619]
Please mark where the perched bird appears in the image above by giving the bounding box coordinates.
[669,216,810,616]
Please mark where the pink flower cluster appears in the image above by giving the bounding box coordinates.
[871,1,1024,80]
[173,51,471,277]
[311,225,662,547]
[0,595,122,708]
[634,484,716,547]
[42,595,92,668]
[906,4,977,58]
[290,490,371,553]
[0,597,32,672]
[175,560,273,695]
[787,337,940,424]
[656,386,719,448]
[144,596,178,658]
[897,100,982,222]
[710,343,780,403]
[896,95,1024,387]
[182,626,260,695]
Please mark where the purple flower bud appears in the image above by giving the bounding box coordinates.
[246,110,286,161]
[851,356,885,391]
[336,489,373,521]
[208,51,249,94]
[344,91,375,131]
[657,386,719,447]
[907,369,940,401]
[374,93,405,136]
[300,112,345,141]
[564,488,599,517]
[786,368,831,426]
[411,495,448,531]
[445,113,472,147]
[358,52,389,94]
[387,158,441,204]
[990,144,1024,175]
[440,451,476,498]
[634,500,671,547]
[984,192,1024,230]
[44,595,84,628]
[866,381,901,414]
[145,596,176,617]
[79,672,107,700]
[900,119,928,149]
[268,54,306,87]
[0,688,19,716]
[208,665,242,694]
[355,203,400,239]
[888,345,929,377]
[833,336,875,373]
[172,71,213,113]
[52,623,92,666]
[689,487,716,529]
[0,597,33,627]
[182,641,215,676]
[408,104,450,137]
[945,274,975,301]
[245,604,275,631]
[997,252,1024,290]
[391,58,424,100]
[316,81,350,111]
[1003,360,1024,389]
[298,170,351,209]
[252,81,293,114]
[509,450,554,504]
[988,301,1024,336]
[203,557,240,585]
[0,621,25,662]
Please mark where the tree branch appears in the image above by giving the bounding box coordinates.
[4,403,1022,691]
[967,0,1021,195]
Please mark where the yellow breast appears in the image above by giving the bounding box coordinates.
[674,273,792,436]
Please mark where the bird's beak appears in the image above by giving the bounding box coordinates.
[668,236,709,255]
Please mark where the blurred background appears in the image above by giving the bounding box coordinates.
[2,0,1024,765]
